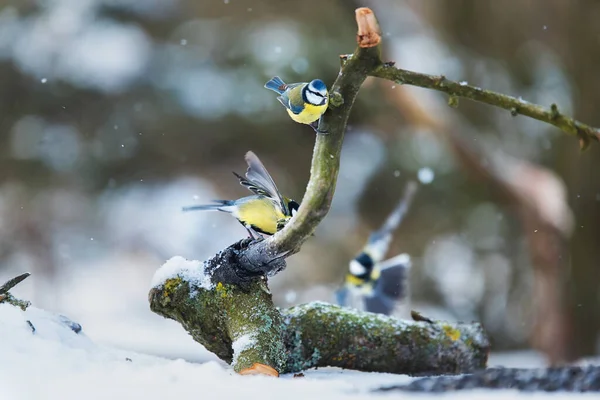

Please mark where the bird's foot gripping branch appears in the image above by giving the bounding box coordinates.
[149,256,490,377]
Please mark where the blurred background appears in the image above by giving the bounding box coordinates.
[2,0,599,366]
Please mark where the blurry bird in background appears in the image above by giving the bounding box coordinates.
[182,151,300,238]
[264,76,329,133]
[335,181,418,316]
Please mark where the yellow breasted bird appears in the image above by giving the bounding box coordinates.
[335,181,418,315]
[182,151,299,238]
[264,76,329,133]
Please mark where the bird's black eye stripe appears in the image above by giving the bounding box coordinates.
[308,89,325,98]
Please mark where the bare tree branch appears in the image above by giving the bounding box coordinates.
[217,8,385,282]
[0,272,31,311]
[370,64,600,150]
[205,5,596,286]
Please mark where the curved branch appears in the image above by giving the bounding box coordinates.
[238,8,384,272]
[208,6,599,283]
[370,64,600,150]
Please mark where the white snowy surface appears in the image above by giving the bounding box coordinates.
[1,303,598,400]
[231,333,257,365]
[150,255,213,291]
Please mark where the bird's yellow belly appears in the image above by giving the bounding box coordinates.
[287,103,328,124]
[237,199,286,235]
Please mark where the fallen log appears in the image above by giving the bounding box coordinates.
[149,255,490,376]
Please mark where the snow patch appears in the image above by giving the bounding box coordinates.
[0,303,593,400]
[150,255,213,291]
[232,333,257,366]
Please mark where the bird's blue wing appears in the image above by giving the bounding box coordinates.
[377,262,410,301]
[364,254,411,315]
[277,94,304,115]
[276,83,306,115]
[364,291,396,315]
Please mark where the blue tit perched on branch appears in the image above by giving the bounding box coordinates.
[335,181,418,315]
[182,151,299,239]
[264,76,329,133]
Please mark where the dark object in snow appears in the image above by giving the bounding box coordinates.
[26,320,35,333]
[375,365,600,393]
[205,238,287,290]
[0,272,32,311]
[411,311,434,324]
[293,373,305,378]
[58,315,82,334]
[125,358,133,362]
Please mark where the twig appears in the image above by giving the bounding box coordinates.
[0,272,32,311]
[411,310,434,324]
[0,272,30,294]
[370,65,600,150]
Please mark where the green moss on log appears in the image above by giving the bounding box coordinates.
[149,274,286,373]
[215,279,286,373]
[281,302,488,376]
[149,274,489,376]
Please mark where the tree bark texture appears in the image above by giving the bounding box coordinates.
[149,263,490,376]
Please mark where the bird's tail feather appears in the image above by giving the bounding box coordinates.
[264,76,287,94]
[182,200,234,212]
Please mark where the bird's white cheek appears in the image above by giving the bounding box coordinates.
[349,260,367,276]
[305,91,323,105]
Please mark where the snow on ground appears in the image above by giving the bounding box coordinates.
[1,303,598,400]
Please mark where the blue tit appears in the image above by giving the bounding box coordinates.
[264,76,329,132]
[183,151,299,238]
[335,181,418,315]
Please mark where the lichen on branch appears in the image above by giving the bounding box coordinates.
[0,272,31,311]
[149,259,490,376]
[282,302,489,376]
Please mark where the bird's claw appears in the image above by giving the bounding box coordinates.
[310,121,328,135]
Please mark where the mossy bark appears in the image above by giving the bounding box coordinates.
[149,274,490,376]
[281,302,489,376]
[149,275,286,373]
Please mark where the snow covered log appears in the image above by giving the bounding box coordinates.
[149,256,490,377]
